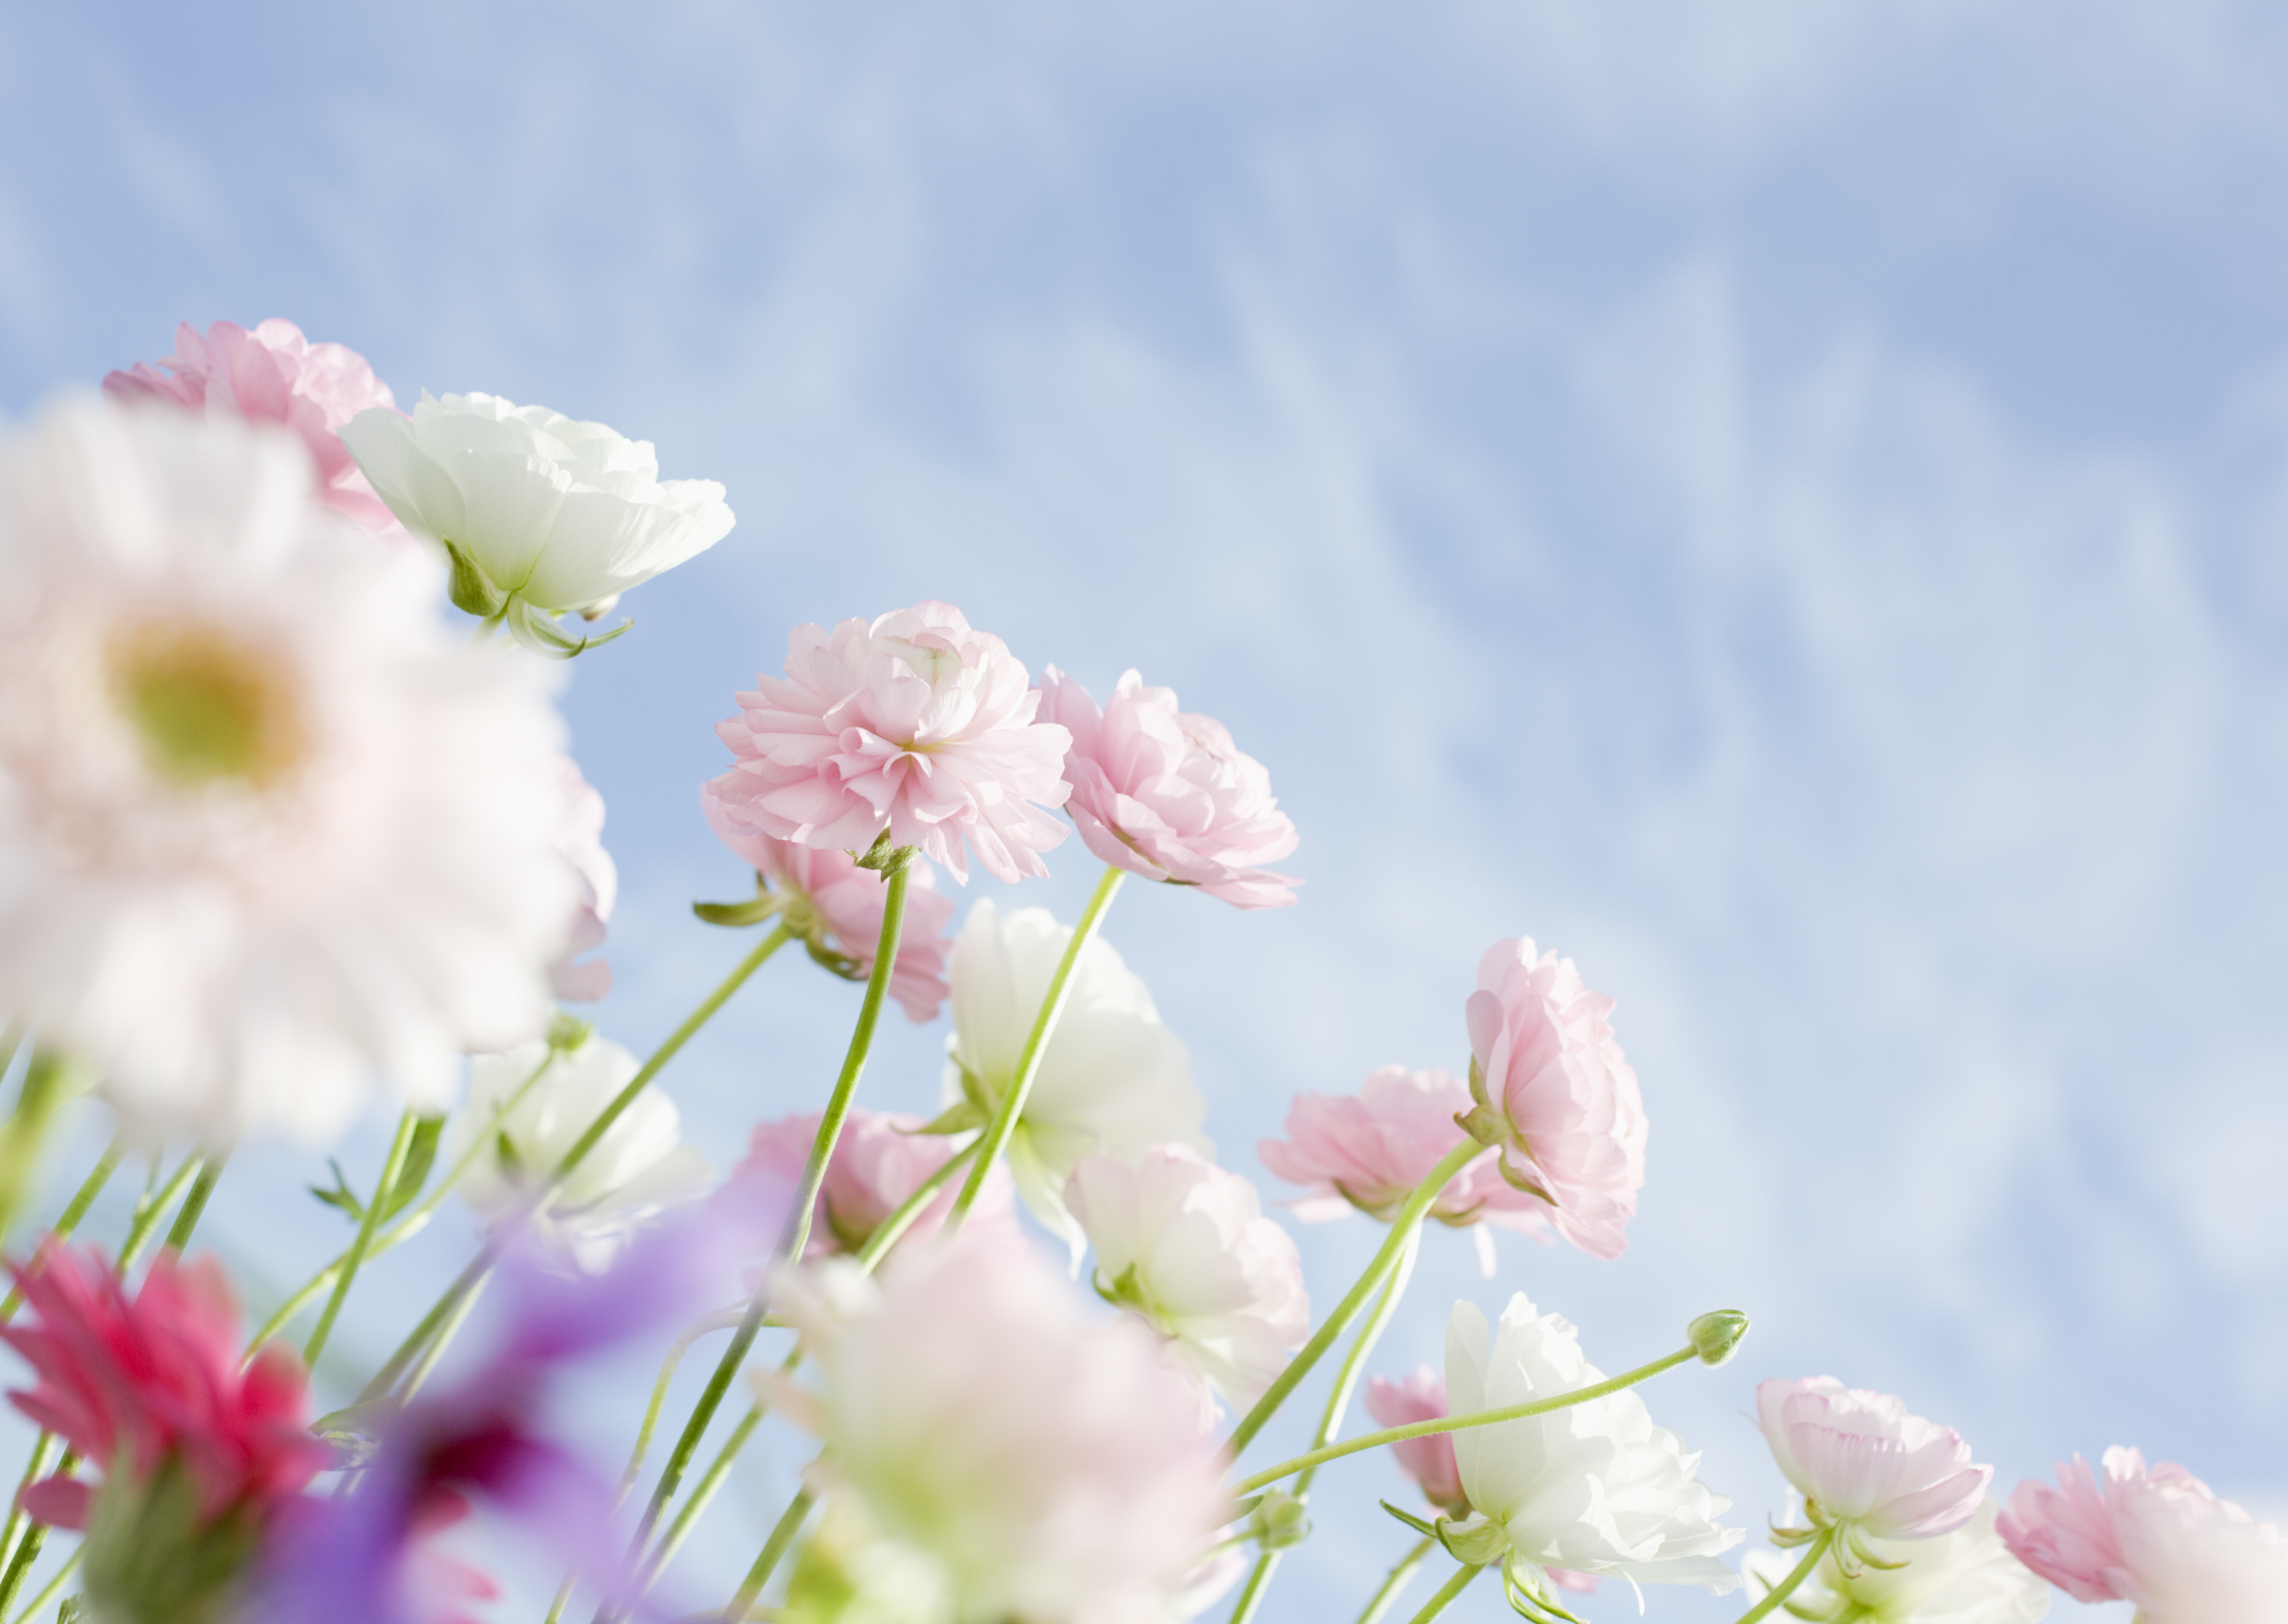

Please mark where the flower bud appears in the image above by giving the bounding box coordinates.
[1246,1490,1312,1550]
[1688,1310,1751,1367]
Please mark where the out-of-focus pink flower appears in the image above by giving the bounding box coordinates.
[702,780,956,1021]
[103,319,402,535]
[1757,1377,1992,1543]
[737,1108,1017,1259]
[1035,668,1298,908]
[1458,938,1647,1261]
[550,758,619,1002]
[1260,1067,1557,1266]
[1999,1446,2288,1614]
[3,1243,324,1533]
[709,602,1072,884]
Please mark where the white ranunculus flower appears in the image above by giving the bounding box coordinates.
[340,391,733,655]
[1066,1145,1308,1416]
[446,1034,713,1273]
[1441,1294,1744,1607]
[943,901,1208,1262]
[1744,1500,2050,1623]
[0,399,574,1145]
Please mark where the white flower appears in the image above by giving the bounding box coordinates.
[1066,1145,1308,1415]
[943,901,1208,1261]
[445,1035,713,1272]
[776,1237,1228,1624]
[0,399,574,1144]
[340,391,733,655]
[1442,1294,1744,1606]
[1745,1501,2050,1623]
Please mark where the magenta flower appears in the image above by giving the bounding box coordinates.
[1035,667,1298,907]
[1259,1066,1558,1260]
[701,781,956,1020]
[550,758,619,1002]
[1757,1377,1992,1544]
[1457,938,1647,1260]
[1999,1446,2287,1612]
[103,319,402,535]
[736,1107,1018,1258]
[710,602,1072,883]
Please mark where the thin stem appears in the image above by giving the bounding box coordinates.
[399,1270,489,1398]
[0,1450,71,1619]
[357,1251,492,1405]
[1225,1139,1481,1456]
[642,863,911,1624]
[648,1403,762,1580]
[119,1156,202,1268]
[1232,1342,1700,1498]
[163,1148,230,1252]
[944,865,1124,1230]
[0,1025,19,1086]
[721,1488,815,1623]
[0,1052,75,1243]
[0,1136,123,1320]
[1401,1561,1481,1624]
[613,1313,743,1510]
[852,1140,975,1270]
[1733,1527,1835,1624]
[0,1436,58,1591]
[1356,1538,1435,1624]
[305,1112,418,1366]
[1226,1553,1282,1624]
[5,1546,77,1624]
[1300,1225,1421,1491]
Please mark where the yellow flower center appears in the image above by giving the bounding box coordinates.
[110,624,307,789]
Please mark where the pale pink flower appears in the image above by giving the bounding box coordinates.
[736,1107,1017,1259]
[550,758,618,1002]
[1999,1446,2288,1615]
[1035,667,1298,908]
[104,318,402,535]
[1757,1377,1992,1543]
[1459,938,1648,1260]
[1066,1145,1308,1415]
[1259,1066,1558,1272]
[701,780,956,1021]
[774,1235,1229,1624]
[710,602,1072,883]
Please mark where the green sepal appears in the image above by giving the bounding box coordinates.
[693,885,783,928]
[439,536,506,617]
[1247,1488,1312,1550]
[1491,1151,1555,1204]
[1434,1512,1509,1567]
[496,1130,524,1176]
[804,937,866,980]
[309,1397,396,1454]
[851,830,916,875]
[1453,1102,1512,1149]
[1093,1261,1146,1311]
[906,1100,986,1137]
[1381,1501,1438,1539]
[505,596,631,658]
[1688,1309,1751,1367]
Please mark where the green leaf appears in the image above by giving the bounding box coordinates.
[307,1158,365,1223]
[377,1114,445,1223]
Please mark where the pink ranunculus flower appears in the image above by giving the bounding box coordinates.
[710,603,1072,885]
[701,780,956,1021]
[103,319,403,536]
[1458,938,1648,1261]
[550,758,619,1002]
[1757,1377,1992,1546]
[736,1108,1018,1259]
[1259,1066,1559,1274]
[1035,667,1299,908]
[1999,1445,2288,1614]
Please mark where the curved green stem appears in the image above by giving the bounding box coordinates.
[1733,1527,1835,1623]
[852,1140,975,1269]
[163,1149,230,1253]
[722,1488,815,1623]
[944,863,1124,1230]
[1357,1537,1436,1624]
[1225,1139,1479,1456]
[0,1136,123,1320]
[304,1112,416,1366]
[119,1156,202,1268]
[1402,1560,1481,1624]
[1232,1341,1700,1498]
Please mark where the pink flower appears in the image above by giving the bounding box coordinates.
[550,758,618,1002]
[2,1244,325,1532]
[710,602,1072,884]
[103,319,402,535]
[1756,1377,1992,1543]
[1999,1446,2288,1613]
[736,1108,1018,1259]
[1458,938,1648,1260]
[1259,1067,1558,1259]
[702,780,956,1021]
[1035,668,1298,907]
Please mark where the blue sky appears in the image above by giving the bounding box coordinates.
[5,4,2286,1619]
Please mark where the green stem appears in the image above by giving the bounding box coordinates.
[721,1488,815,1623]
[119,1156,202,1268]
[1356,1538,1435,1624]
[852,1140,975,1269]
[638,862,911,1624]
[399,1269,489,1398]
[943,863,1124,1229]
[613,1313,742,1510]
[0,1137,123,1320]
[0,1437,58,1592]
[648,1402,762,1580]
[1402,1560,1481,1624]
[304,1112,418,1366]
[163,1148,230,1253]
[5,1546,76,1624]
[1225,1139,1480,1456]
[1226,1553,1283,1624]
[1733,1527,1835,1623]
[1231,1342,1700,1498]
[0,1450,71,1619]
[0,1052,78,1244]
[0,1025,19,1086]
[357,1251,492,1405]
